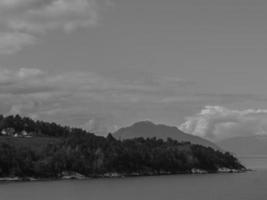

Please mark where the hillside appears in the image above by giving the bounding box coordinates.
[0,134,245,179]
[0,115,245,179]
[113,121,219,150]
[218,135,267,156]
[0,136,60,152]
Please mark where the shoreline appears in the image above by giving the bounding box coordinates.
[0,168,250,183]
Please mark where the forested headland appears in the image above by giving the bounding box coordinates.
[0,115,245,180]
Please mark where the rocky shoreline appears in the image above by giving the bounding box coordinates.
[0,168,250,183]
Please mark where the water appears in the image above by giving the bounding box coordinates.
[0,158,267,200]
[239,156,267,170]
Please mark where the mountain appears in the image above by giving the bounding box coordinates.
[113,121,219,150]
[218,135,267,156]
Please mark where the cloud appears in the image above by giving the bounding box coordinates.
[0,32,35,54]
[82,117,118,135]
[3,67,267,137]
[0,67,168,98]
[0,0,108,54]
[0,67,176,131]
[7,101,39,116]
[179,106,267,141]
[1,0,98,32]
[0,67,197,135]
[0,67,52,95]
[0,67,44,84]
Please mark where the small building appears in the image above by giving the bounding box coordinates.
[1,130,7,135]
[1,128,15,136]
[21,130,28,137]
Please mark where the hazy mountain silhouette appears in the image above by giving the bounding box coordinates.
[113,121,219,150]
[218,135,267,156]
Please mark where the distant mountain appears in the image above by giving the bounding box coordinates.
[218,135,267,156]
[113,121,219,150]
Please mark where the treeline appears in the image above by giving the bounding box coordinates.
[0,132,245,178]
[0,115,89,137]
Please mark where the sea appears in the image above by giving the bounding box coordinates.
[0,157,266,200]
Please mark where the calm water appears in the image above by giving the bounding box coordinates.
[1,158,267,200]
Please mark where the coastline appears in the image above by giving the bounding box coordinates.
[0,168,250,183]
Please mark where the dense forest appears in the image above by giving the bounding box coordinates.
[0,115,82,137]
[0,115,245,179]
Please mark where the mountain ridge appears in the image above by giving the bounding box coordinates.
[113,121,219,150]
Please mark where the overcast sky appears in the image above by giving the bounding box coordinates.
[1,0,267,140]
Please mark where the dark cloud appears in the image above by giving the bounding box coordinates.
[0,0,109,53]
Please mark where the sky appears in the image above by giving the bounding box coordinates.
[1,0,267,140]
